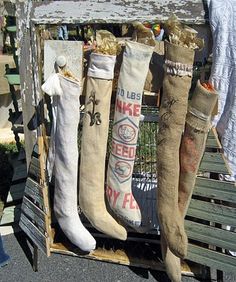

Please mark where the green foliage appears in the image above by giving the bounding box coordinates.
[0,142,18,155]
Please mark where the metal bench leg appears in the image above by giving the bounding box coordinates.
[33,244,38,272]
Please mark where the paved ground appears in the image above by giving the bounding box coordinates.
[0,232,208,282]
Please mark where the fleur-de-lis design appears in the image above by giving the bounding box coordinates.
[87,91,102,126]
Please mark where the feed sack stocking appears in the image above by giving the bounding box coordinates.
[106,41,154,229]
[42,73,96,252]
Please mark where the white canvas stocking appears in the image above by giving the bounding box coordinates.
[42,74,96,252]
[106,41,154,229]
[79,53,127,240]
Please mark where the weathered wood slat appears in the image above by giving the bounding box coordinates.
[50,244,196,276]
[185,220,236,252]
[21,196,47,233]
[205,138,221,149]
[194,177,236,203]
[206,128,222,149]
[188,244,236,275]
[29,157,41,180]
[19,213,49,256]
[206,128,221,149]
[199,152,229,174]
[187,199,236,226]
[16,2,37,168]
[31,0,207,25]
[24,178,45,209]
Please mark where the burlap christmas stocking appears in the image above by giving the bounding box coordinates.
[42,73,96,252]
[161,236,182,282]
[106,40,154,229]
[157,40,195,258]
[179,80,218,216]
[79,52,127,240]
[161,81,218,282]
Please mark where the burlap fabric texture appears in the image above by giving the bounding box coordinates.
[157,40,195,259]
[42,73,96,252]
[179,80,218,216]
[106,40,154,229]
[162,80,218,282]
[79,53,127,240]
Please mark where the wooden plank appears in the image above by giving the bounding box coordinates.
[6,182,25,203]
[194,177,236,203]
[21,196,47,233]
[16,2,37,169]
[50,245,196,276]
[50,232,202,277]
[24,178,45,209]
[205,138,221,149]
[206,128,222,149]
[188,244,236,275]
[28,157,41,180]
[31,0,207,25]
[31,156,40,168]
[185,220,236,252]
[199,152,229,174]
[19,213,49,256]
[12,163,27,182]
[187,199,236,226]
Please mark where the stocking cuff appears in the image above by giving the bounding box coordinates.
[191,80,218,116]
[164,59,193,77]
[164,40,195,65]
[88,53,116,80]
[186,81,218,132]
[186,110,211,133]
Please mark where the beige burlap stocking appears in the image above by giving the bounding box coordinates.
[106,40,154,229]
[79,53,127,240]
[179,80,218,216]
[157,40,195,259]
[162,81,218,282]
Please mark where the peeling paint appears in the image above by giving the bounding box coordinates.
[31,0,207,24]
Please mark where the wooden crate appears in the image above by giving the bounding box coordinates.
[16,0,236,279]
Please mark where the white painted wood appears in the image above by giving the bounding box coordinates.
[44,40,83,81]
[16,2,37,168]
[32,0,207,24]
